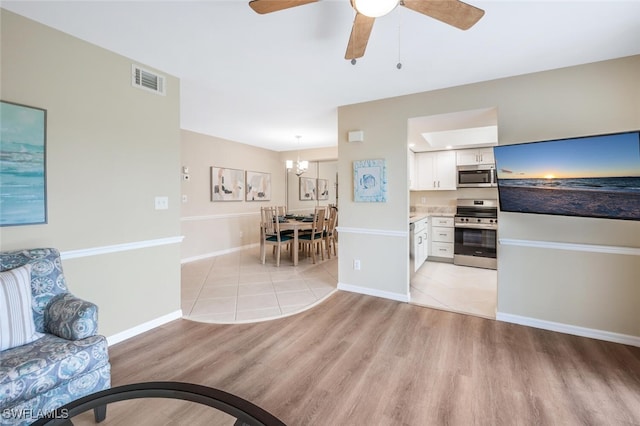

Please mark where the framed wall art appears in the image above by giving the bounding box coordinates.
[299,176,316,201]
[245,170,271,201]
[317,179,329,201]
[353,159,387,202]
[211,166,244,201]
[0,101,47,226]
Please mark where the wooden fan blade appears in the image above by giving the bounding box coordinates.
[345,13,375,60]
[401,0,484,30]
[249,0,318,15]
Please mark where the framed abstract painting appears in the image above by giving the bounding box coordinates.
[211,166,244,201]
[245,170,271,201]
[299,177,316,201]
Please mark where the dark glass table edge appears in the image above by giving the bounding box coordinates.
[31,381,287,426]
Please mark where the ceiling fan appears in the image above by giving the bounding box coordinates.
[248,0,485,61]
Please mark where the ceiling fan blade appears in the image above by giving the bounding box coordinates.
[345,13,375,60]
[401,0,484,30]
[249,0,318,15]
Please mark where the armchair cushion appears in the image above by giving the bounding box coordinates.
[0,333,109,411]
[45,293,99,341]
[0,265,44,351]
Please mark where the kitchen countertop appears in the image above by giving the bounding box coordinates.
[410,205,456,224]
[409,215,429,225]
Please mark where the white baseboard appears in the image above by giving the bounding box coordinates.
[181,243,260,264]
[338,282,410,303]
[106,310,183,346]
[496,312,640,347]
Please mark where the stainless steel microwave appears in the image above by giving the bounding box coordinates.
[456,165,497,188]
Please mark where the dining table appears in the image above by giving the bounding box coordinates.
[279,218,316,266]
[260,217,315,266]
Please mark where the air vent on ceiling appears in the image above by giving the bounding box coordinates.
[132,64,166,95]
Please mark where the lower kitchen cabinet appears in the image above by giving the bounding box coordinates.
[430,216,454,260]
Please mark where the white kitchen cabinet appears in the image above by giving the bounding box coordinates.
[408,150,416,190]
[412,217,429,272]
[456,148,495,166]
[430,216,454,260]
[415,151,456,191]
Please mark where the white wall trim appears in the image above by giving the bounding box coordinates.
[336,226,407,238]
[106,310,183,346]
[181,243,260,264]
[61,236,184,260]
[496,312,640,347]
[338,282,410,303]
[499,238,640,256]
[181,212,258,222]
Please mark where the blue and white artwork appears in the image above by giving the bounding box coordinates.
[0,101,47,226]
[354,159,387,202]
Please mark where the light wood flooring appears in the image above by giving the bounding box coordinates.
[73,291,640,425]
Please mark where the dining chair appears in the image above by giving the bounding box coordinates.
[298,207,326,264]
[261,206,292,267]
[324,205,338,259]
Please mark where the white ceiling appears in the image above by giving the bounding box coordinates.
[3,1,640,152]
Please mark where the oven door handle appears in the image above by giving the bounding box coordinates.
[454,223,497,231]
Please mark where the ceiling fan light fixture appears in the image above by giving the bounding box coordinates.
[353,0,398,18]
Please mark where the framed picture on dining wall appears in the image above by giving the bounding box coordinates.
[299,176,316,200]
[211,166,244,201]
[0,101,47,226]
[353,159,387,202]
[317,179,329,200]
[245,170,271,201]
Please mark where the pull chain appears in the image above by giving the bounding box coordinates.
[397,9,402,69]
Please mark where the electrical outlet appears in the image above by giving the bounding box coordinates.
[353,259,361,270]
[154,196,169,210]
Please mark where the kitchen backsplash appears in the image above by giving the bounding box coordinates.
[410,205,456,215]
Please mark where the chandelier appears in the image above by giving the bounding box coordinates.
[286,135,308,177]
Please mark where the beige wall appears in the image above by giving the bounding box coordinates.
[0,10,182,338]
[180,133,338,262]
[180,129,286,261]
[338,56,640,337]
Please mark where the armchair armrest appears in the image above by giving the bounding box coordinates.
[44,293,99,340]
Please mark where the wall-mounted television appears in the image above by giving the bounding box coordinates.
[493,131,640,221]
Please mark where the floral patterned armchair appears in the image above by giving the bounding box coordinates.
[0,248,111,425]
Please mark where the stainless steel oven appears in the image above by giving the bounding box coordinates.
[454,199,498,269]
[456,165,497,188]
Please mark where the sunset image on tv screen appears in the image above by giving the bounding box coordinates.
[494,131,640,221]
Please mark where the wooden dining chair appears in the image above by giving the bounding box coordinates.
[323,205,338,259]
[261,206,292,267]
[299,207,326,264]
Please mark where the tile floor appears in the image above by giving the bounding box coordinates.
[410,261,497,319]
[181,245,338,323]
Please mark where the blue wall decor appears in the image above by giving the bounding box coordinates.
[0,101,47,226]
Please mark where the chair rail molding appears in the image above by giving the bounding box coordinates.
[499,238,640,256]
[336,226,407,238]
[181,212,258,222]
[61,236,184,260]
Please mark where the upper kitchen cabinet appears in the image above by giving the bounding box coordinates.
[409,150,416,190]
[415,151,456,190]
[456,148,495,166]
